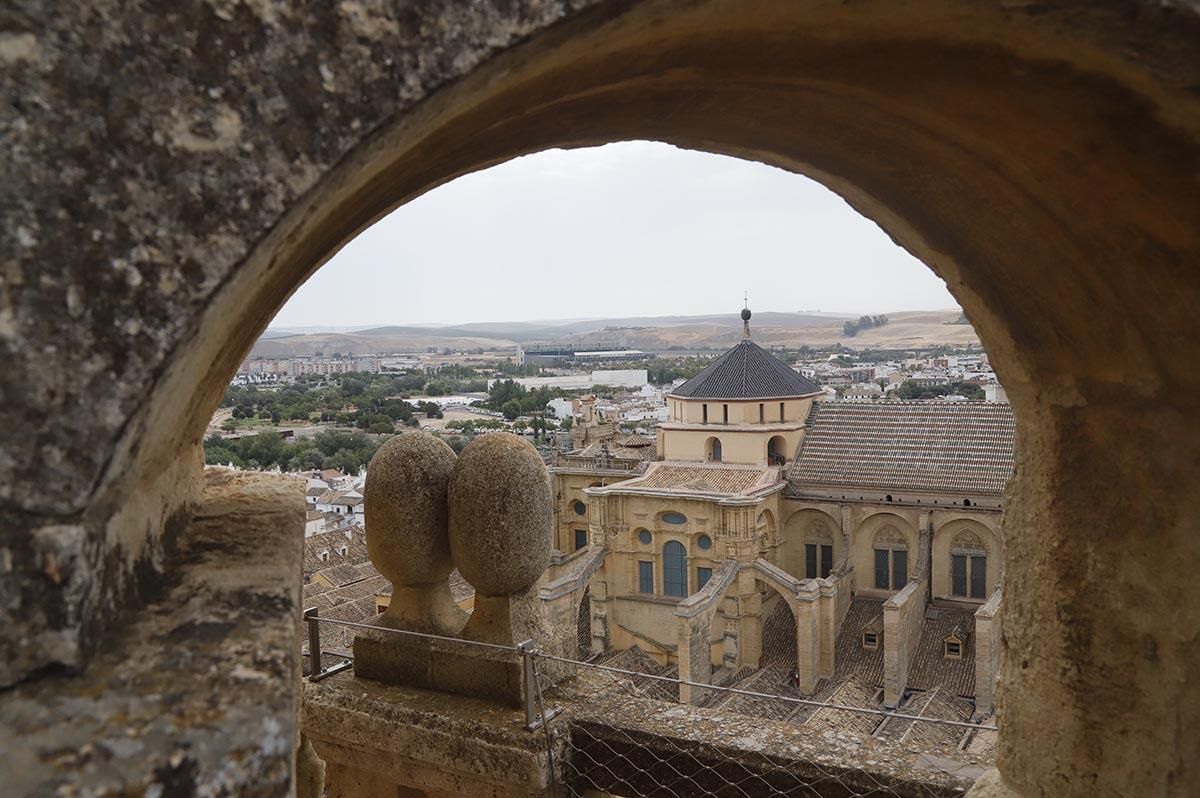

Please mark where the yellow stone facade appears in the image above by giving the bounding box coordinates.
[549,314,1010,702]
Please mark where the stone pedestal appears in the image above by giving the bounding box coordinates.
[304,672,565,798]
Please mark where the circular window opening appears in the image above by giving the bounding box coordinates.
[573,500,587,516]
[638,529,652,545]
[662,512,687,525]
[697,534,713,550]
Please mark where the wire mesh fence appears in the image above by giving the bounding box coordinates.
[305,611,994,798]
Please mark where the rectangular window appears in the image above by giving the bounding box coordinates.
[892,549,908,587]
[952,553,967,597]
[970,555,987,599]
[722,404,729,424]
[638,560,654,594]
[820,544,834,579]
[702,404,708,424]
[759,403,764,423]
[574,529,588,550]
[697,567,712,590]
[780,402,785,421]
[874,548,890,590]
[806,544,818,579]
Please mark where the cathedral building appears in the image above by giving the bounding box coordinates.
[549,308,1014,715]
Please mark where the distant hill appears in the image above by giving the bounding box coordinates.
[249,309,979,357]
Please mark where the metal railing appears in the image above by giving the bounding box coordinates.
[303,608,996,796]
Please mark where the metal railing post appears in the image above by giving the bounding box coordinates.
[305,606,323,673]
[519,640,561,731]
[305,606,352,682]
[518,640,538,729]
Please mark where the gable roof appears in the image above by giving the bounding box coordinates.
[788,401,1015,496]
[668,339,821,400]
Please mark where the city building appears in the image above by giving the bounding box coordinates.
[551,309,1013,717]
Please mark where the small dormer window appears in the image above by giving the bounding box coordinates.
[862,632,879,650]
[944,637,963,659]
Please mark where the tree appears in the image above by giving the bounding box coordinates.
[559,416,574,431]
[501,399,522,420]
[368,421,394,435]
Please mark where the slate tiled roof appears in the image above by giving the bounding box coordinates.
[611,463,777,496]
[669,340,822,400]
[788,402,1015,496]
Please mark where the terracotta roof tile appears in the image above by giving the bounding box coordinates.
[788,402,1015,496]
[906,607,978,697]
[619,463,775,496]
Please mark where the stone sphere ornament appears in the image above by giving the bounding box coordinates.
[363,430,464,634]
[448,433,552,643]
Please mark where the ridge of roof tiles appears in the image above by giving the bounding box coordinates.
[668,308,822,400]
[788,401,1015,496]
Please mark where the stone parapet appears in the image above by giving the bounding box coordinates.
[0,469,305,795]
[304,671,565,798]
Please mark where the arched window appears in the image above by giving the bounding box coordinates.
[767,435,788,465]
[873,525,909,591]
[663,540,688,598]
[706,436,722,462]
[951,529,988,599]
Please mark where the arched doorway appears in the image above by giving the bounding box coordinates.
[767,435,788,466]
[705,436,722,463]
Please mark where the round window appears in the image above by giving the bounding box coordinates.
[697,534,713,550]
[662,512,687,525]
[638,529,652,545]
[573,500,587,516]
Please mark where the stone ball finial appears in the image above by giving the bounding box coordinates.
[741,306,752,322]
[448,433,551,597]
[365,430,457,590]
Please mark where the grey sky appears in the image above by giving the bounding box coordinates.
[273,141,956,328]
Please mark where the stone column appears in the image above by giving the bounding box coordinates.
[974,588,1002,717]
[794,584,821,693]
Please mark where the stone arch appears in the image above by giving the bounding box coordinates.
[779,507,842,582]
[933,517,1002,602]
[705,436,722,463]
[852,512,919,593]
[9,4,1200,794]
[755,508,778,559]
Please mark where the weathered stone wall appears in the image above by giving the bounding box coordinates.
[974,588,1003,717]
[4,2,1200,795]
[883,579,928,708]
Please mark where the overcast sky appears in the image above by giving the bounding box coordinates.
[273,141,957,329]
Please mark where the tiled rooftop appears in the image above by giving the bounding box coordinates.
[906,606,978,697]
[832,598,886,687]
[669,339,822,400]
[788,402,1016,496]
[614,463,777,496]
